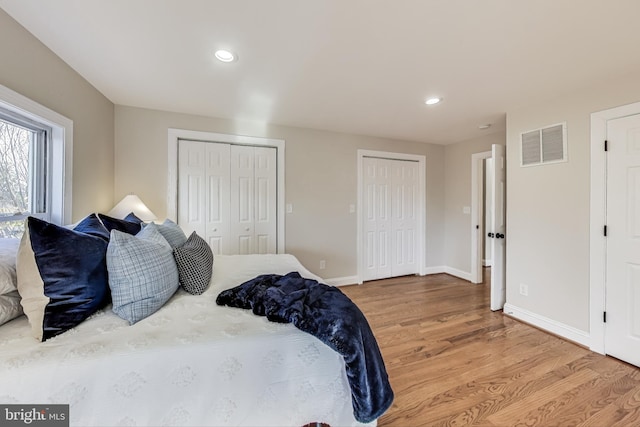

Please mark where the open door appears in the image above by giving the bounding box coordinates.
[490,144,506,311]
[604,113,640,367]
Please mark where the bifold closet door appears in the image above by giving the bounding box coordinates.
[362,157,418,281]
[363,157,393,281]
[178,141,276,255]
[230,145,277,254]
[178,140,231,254]
[391,159,419,277]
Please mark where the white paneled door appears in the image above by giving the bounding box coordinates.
[230,145,277,254]
[178,140,277,255]
[362,157,418,281]
[605,113,640,366]
[490,144,506,311]
[391,159,419,276]
[178,140,231,253]
[230,145,255,254]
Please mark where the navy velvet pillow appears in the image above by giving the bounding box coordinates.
[16,217,110,341]
[98,213,142,235]
[73,213,110,241]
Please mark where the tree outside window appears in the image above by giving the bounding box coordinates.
[0,116,47,238]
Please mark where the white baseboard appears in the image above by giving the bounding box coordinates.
[325,276,359,287]
[483,259,492,267]
[330,266,473,286]
[422,266,472,282]
[422,266,446,275]
[503,303,590,348]
[443,266,472,282]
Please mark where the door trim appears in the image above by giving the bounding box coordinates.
[590,101,640,354]
[471,150,492,284]
[356,149,426,284]
[167,128,286,253]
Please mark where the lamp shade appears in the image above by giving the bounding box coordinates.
[108,194,157,222]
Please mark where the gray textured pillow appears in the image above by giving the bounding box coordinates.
[106,226,179,324]
[173,232,213,295]
[156,219,187,248]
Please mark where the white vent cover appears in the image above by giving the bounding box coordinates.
[520,123,567,167]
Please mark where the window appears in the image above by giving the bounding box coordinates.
[0,108,51,237]
[0,83,73,237]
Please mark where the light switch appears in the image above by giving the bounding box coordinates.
[463,206,471,214]
[349,204,356,214]
[286,203,293,214]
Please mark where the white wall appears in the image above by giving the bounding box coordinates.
[505,70,640,337]
[0,9,114,220]
[443,132,504,276]
[114,105,446,280]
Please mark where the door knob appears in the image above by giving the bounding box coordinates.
[487,232,494,238]
[245,227,250,231]
[496,233,505,239]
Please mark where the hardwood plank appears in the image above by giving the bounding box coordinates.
[340,271,640,426]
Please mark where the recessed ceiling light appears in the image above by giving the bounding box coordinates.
[479,124,492,130]
[215,49,236,63]
[425,97,442,105]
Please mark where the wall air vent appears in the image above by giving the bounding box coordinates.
[520,122,567,167]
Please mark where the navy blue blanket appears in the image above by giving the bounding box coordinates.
[216,271,394,423]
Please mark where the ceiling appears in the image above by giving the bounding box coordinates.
[2,0,640,145]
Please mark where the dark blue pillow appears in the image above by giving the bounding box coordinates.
[16,217,109,341]
[98,213,142,235]
[124,212,143,223]
[73,213,110,241]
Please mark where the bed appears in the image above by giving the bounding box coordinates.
[0,223,389,427]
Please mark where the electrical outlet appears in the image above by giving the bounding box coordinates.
[319,260,326,270]
[519,284,529,296]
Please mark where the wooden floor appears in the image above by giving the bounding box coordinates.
[340,270,640,427]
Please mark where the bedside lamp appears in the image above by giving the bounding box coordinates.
[109,194,157,222]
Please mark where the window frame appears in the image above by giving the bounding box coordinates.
[0,83,73,227]
[0,107,52,223]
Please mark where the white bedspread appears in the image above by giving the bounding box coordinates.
[0,254,373,427]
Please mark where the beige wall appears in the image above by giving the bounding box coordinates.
[0,9,114,221]
[443,132,504,274]
[114,105,445,279]
[506,70,640,333]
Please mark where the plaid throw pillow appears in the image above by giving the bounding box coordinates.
[156,219,187,248]
[173,232,213,295]
[107,226,179,324]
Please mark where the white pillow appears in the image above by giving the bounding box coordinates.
[0,238,22,325]
[0,238,20,294]
[106,226,179,324]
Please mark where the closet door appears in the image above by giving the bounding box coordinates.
[204,143,231,254]
[362,156,419,281]
[178,140,230,254]
[229,145,277,254]
[253,147,277,254]
[230,145,255,254]
[178,141,277,255]
[363,157,392,281]
[391,160,418,276]
[178,140,207,239]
